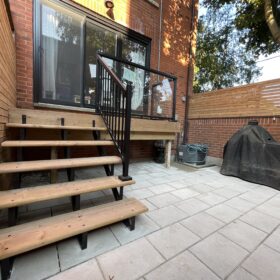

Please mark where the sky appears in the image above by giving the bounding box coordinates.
[256,52,280,82]
[198,4,280,83]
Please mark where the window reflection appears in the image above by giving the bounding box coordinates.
[41,0,84,105]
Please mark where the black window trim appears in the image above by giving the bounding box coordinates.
[33,0,152,108]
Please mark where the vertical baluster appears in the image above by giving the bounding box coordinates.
[110,80,113,132]
[117,85,121,148]
[105,70,108,125]
[114,83,117,144]
[121,90,125,154]
[112,82,116,138]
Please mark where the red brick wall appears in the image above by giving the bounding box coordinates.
[188,117,280,158]
[9,0,33,109]
[9,0,194,122]
[8,0,195,159]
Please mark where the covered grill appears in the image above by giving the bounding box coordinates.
[221,120,280,190]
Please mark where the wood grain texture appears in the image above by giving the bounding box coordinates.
[8,108,180,134]
[189,79,280,119]
[0,176,135,208]
[0,198,148,260]
[1,140,114,147]
[0,156,122,174]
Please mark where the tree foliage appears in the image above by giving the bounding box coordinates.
[194,4,262,93]
[202,0,280,56]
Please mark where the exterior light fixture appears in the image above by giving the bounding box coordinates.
[104,0,114,8]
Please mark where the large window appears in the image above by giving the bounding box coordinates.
[40,0,84,105]
[35,0,151,108]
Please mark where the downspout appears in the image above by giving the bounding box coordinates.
[158,0,163,71]
[183,0,196,144]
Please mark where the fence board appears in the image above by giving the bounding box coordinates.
[189,79,280,119]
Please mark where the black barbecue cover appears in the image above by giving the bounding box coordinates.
[220,120,280,190]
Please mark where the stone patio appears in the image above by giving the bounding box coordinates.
[2,161,280,280]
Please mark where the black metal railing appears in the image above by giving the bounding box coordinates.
[97,53,178,121]
[96,54,132,181]
[96,53,178,181]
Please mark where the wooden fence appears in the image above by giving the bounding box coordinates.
[189,79,280,119]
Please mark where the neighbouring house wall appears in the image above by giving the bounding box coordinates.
[9,0,197,159]
[0,0,17,189]
[188,79,280,158]
[0,1,16,145]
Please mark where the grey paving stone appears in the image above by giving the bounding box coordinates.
[242,245,280,280]
[124,189,154,199]
[168,180,194,189]
[148,184,175,195]
[176,197,210,216]
[147,223,200,259]
[239,190,275,205]
[206,204,242,223]
[255,197,280,220]
[110,214,159,245]
[213,188,241,199]
[145,250,219,280]
[48,258,104,280]
[197,193,227,206]
[190,233,248,279]
[147,193,180,208]
[189,183,214,193]
[146,205,187,227]
[227,267,258,280]
[225,197,255,213]
[264,226,280,253]
[97,238,164,280]
[171,188,199,200]
[140,199,157,211]
[10,246,59,280]
[130,180,153,190]
[181,212,225,238]
[240,210,280,233]
[148,176,171,185]
[57,227,119,271]
[219,220,267,251]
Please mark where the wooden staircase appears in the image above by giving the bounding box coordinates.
[0,109,148,280]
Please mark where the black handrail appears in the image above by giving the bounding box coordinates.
[98,53,178,121]
[96,54,132,182]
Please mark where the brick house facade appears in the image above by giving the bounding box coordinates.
[7,0,198,159]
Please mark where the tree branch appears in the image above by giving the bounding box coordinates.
[264,0,280,44]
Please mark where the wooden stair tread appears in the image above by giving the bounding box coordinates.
[0,156,122,174]
[0,198,148,260]
[1,140,114,147]
[6,123,107,131]
[0,176,135,209]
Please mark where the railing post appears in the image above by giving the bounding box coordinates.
[95,59,101,113]
[119,83,133,182]
[172,78,177,121]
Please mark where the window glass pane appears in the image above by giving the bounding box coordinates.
[84,23,117,106]
[122,38,146,66]
[40,0,84,105]
[121,38,147,111]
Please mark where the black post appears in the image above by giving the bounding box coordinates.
[95,60,101,113]
[172,78,177,121]
[119,83,133,182]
